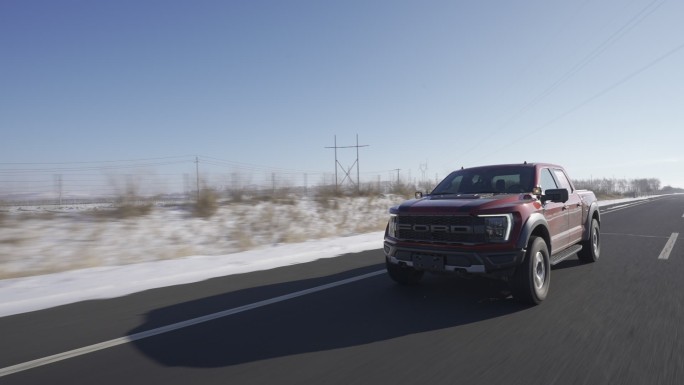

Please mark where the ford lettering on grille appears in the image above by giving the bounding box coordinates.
[396,216,485,243]
[397,224,471,233]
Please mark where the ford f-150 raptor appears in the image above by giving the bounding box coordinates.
[384,163,600,304]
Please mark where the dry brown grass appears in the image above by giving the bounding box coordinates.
[194,188,219,218]
[352,217,388,233]
[161,245,197,260]
[232,227,255,250]
[0,194,400,279]
[12,211,57,221]
[89,203,153,220]
[0,251,102,280]
[114,203,153,218]
[228,189,245,203]
[0,237,26,246]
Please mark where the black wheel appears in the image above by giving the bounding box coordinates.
[577,218,600,263]
[511,236,550,305]
[386,260,424,285]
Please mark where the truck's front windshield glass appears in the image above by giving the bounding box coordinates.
[431,166,535,195]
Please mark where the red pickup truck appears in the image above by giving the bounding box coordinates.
[384,163,600,304]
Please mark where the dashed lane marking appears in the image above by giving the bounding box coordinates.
[600,200,652,214]
[602,233,670,239]
[658,233,679,260]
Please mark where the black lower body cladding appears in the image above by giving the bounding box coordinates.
[383,240,526,273]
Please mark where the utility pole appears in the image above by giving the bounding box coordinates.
[333,135,338,191]
[419,162,428,183]
[195,156,200,199]
[356,134,361,192]
[303,173,308,195]
[54,174,63,205]
[272,172,276,193]
[324,134,369,193]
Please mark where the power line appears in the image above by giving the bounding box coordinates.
[0,155,195,165]
[197,155,327,175]
[479,0,594,129]
[451,0,666,164]
[0,154,330,177]
[0,160,193,173]
[513,0,665,116]
[476,40,684,160]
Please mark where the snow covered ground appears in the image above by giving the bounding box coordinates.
[0,195,403,316]
[0,195,662,317]
[0,196,400,279]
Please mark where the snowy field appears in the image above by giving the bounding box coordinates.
[0,195,662,317]
[0,196,402,279]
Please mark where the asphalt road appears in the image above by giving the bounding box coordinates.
[1,195,683,384]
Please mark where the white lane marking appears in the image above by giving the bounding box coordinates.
[658,233,679,260]
[0,270,385,378]
[602,233,670,239]
[600,200,652,215]
[604,203,633,210]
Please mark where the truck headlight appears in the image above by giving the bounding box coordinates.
[480,214,512,242]
[387,214,398,238]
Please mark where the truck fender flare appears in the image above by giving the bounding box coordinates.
[516,213,550,252]
[582,201,600,241]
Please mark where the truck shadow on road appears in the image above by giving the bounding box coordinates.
[127,264,531,368]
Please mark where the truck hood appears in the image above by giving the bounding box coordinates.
[391,194,533,215]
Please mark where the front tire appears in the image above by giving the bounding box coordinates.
[512,236,550,305]
[577,218,600,263]
[386,260,424,285]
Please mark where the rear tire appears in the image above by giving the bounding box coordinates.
[511,236,550,305]
[386,260,424,285]
[577,218,600,263]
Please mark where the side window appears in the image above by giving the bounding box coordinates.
[553,169,572,191]
[540,169,557,193]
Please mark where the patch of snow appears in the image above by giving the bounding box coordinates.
[596,195,663,207]
[0,232,384,317]
[0,196,402,317]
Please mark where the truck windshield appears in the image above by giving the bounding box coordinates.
[431,166,535,195]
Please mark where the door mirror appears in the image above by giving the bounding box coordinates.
[415,191,424,199]
[542,188,569,203]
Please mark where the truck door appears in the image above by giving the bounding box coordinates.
[540,168,569,253]
[553,168,583,245]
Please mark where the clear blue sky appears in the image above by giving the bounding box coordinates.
[2,0,683,196]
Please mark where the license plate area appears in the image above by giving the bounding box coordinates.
[412,254,445,271]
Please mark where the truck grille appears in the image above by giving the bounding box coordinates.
[396,215,486,244]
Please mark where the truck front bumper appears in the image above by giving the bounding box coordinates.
[384,240,526,274]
